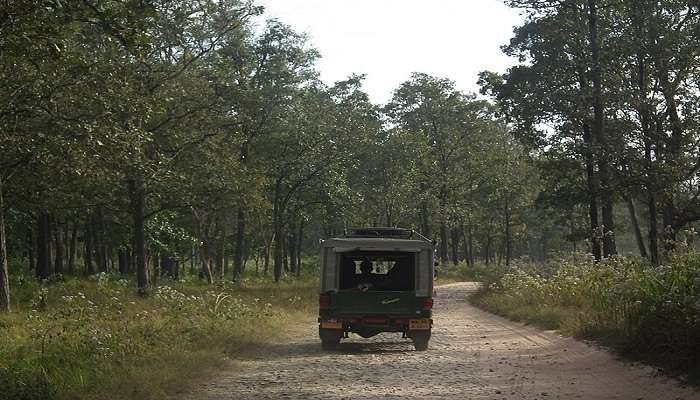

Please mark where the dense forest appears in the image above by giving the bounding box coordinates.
[2,1,700,399]
[1,0,699,314]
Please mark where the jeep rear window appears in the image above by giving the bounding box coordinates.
[338,251,416,292]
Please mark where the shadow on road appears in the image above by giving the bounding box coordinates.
[335,340,416,354]
[233,336,418,361]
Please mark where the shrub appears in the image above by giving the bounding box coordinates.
[472,252,700,373]
[0,275,317,400]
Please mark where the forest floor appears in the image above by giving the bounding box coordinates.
[183,282,699,400]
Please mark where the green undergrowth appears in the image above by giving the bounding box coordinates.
[0,270,318,400]
[470,252,700,381]
[436,261,504,285]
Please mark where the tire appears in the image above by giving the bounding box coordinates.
[413,338,429,351]
[411,330,430,351]
[319,327,342,351]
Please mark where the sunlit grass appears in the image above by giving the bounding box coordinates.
[0,266,318,400]
[471,252,700,376]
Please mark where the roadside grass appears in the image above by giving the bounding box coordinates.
[436,261,504,285]
[470,252,700,380]
[0,264,318,400]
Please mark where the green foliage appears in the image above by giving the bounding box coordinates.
[0,272,317,400]
[473,252,700,372]
[481,0,700,261]
[4,0,700,395]
[437,261,506,285]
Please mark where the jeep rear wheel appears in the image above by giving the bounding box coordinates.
[319,328,342,351]
[411,330,430,351]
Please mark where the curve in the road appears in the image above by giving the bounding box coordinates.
[185,282,699,400]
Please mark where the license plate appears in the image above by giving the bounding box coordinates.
[409,319,431,330]
[321,319,343,329]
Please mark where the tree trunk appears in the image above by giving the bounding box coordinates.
[288,219,297,274]
[254,250,260,274]
[570,212,578,253]
[218,239,225,281]
[128,177,149,295]
[234,141,249,280]
[296,219,304,277]
[28,228,35,273]
[420,201,430,238]
[118,249,128,275]
[223,252,229,278]
[587,0,617,257]
[215,220,225,281]
[196,216,215,284]
[282,231,289,273]
[0,179,10,312]
[439,223,448,264]
[484,235,492,265]
[159,253,167,278]
[126,246,132,274]
[53,219,64,275]
[131,238,137,274]
[200,243,214,285]
[626,197,648,258]
[92,214,102,273]
[385,203,393,227]
[600,192,617,257]
[67,223,77,274]
[450,228,459,266]
[468,222,474,265]
[36,213,51,280]
[233,207,245,281]
[662,199,677,252]
[497,242,503,266]
[644,136,661,261]
[273,221,283,282]
[264,238,271,276]
[96,207,108,272]
[85,221,94,275]
[632,9,660,266]
[190,245,196,275]
[160,255,173,278]
[657,65,683,251]
[242,242,249,274]
[166,255,177,279]
[273,180,284,282]
[459,223,468,266]
[647,191,659,265]
[438,185,449,264]
[504,197,512,266]
[582,123,602,261]
[541,234,548,262]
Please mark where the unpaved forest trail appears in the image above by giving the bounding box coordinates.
[185,283,699,400]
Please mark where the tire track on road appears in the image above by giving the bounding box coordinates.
[185,282,699,400]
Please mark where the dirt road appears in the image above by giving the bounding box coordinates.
[186,282,699,400]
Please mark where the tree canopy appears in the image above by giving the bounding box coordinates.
[2,0,698,311]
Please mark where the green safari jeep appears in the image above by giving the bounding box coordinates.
[318,228,435,351]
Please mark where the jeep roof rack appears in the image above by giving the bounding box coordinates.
[344,227,431,242]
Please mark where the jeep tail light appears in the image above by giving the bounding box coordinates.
[422,298,433,310]
[319,294,331,309]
